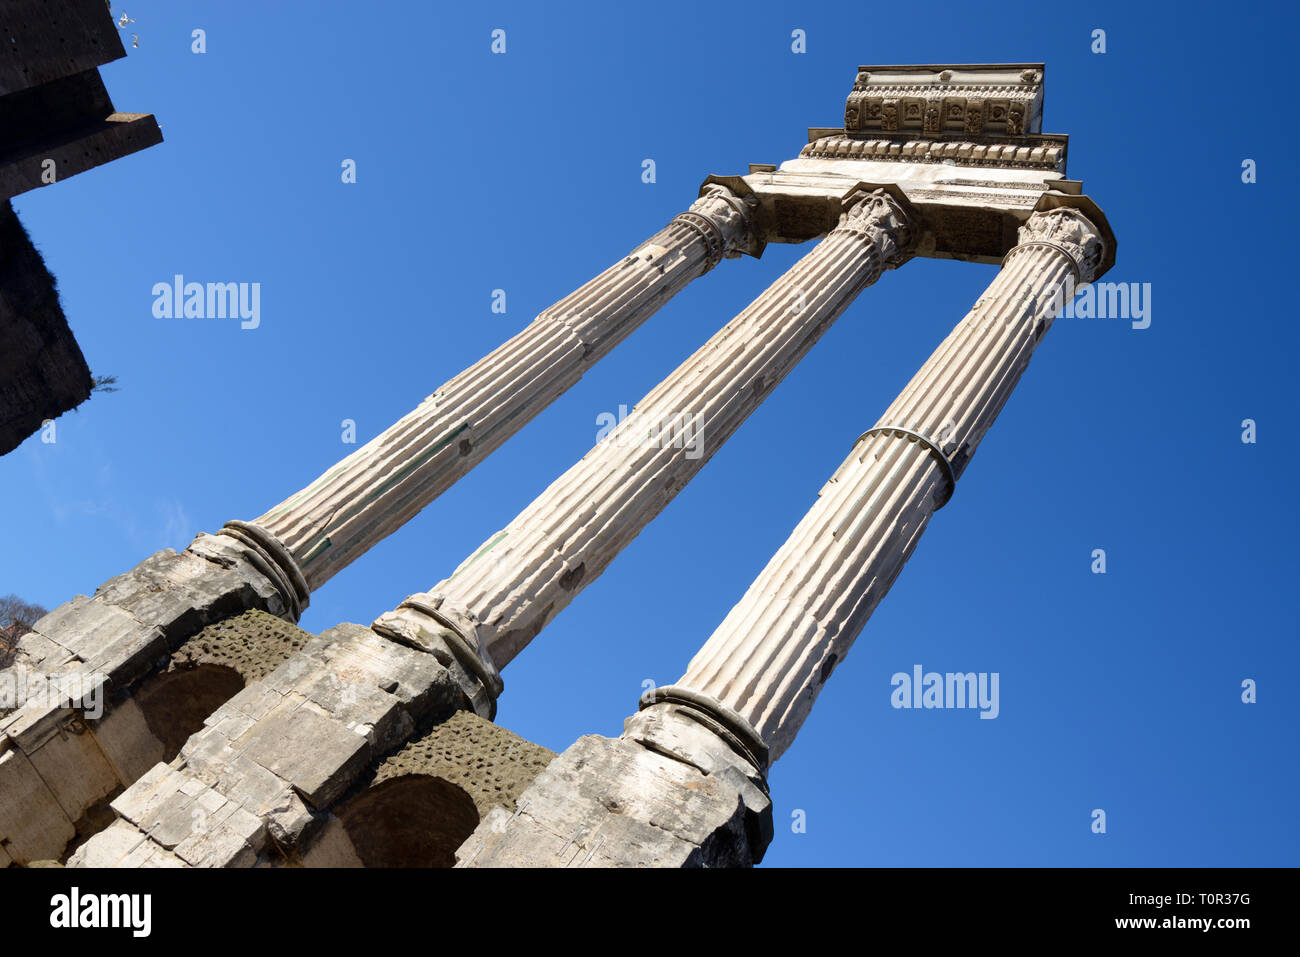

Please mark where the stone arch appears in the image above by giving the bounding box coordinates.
[334,774,480,868]
[128,608,313,764]
[134,664,245,760]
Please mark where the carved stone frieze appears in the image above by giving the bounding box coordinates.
[841,64,1045,138]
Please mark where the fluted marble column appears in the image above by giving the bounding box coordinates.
[244,185,760,593]
[667,201,1110,764]
[374,188,916,677]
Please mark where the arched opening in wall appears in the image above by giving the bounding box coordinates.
[336,774,480,868]
[134,664,245,760]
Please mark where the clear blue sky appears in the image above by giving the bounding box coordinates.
[4,0,1296,866]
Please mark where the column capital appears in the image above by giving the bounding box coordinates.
[1012,204,1109,284]
[672,182,762,269]
[835,186,917,271]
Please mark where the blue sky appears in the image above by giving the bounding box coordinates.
[4,0,1297,866]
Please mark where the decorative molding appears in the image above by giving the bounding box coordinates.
[216,521,311,622]
[843,64,1045,138]
[670,184,760,269]
[371,592,503,719]
[835,188,915,271]
[904,188,1041,207]
[934,178,1049,191]
[800,134,1065,172]
[637,685,770,775]
[1010,207,1106,284]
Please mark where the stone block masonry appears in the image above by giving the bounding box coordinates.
[65,624,557,867]
[458,697,771,868]
[0,533,300,864]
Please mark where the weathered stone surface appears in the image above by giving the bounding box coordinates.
[72,617,469,866]
[89,608,318,776]
[166,609,313,683]
[0,674,105,750]
[0,746,76,864]
[0,533,306,862]
[183,533,292,616]
[66,819,187,868]
[23,718,119,823]
[457,725,770,868]
[364,710,555,820]
[104,760,264,867]
[744,64,1083,264]
[235,699,373,809]
[5,537,293,710]
[457,702,770,868]
[66,820,153,869]
[3,628,76,675]
[88,698,166,786]
[266,709,557,867]
[8,596,142,678]
[370,600,500,719]
[178,733,314,847]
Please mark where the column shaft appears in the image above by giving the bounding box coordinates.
[375,189,916,671]
[250,186,757,592]
[676,205,1108,762]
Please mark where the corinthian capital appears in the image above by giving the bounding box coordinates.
[834,188,915,270]
[673,184,761,268]
[1015,207,1106,283]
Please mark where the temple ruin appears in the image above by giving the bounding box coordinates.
[0,62,1113,867]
